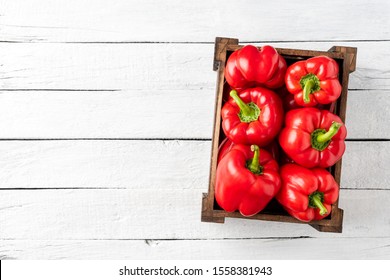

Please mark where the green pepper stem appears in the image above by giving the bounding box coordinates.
[303,79,315,103]
[230,90,253,116]
[317,122,342,143]
[300,73,320,104]
[310,193,328,216]
[247,145,262,174]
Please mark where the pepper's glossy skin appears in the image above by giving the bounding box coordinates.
[215,145,281,217]
[276,164,339,222]
[285,56,342,107]
[217,138,280,164]
[225,45,287,90]
[222,87,284,146]
[278,108,346,168]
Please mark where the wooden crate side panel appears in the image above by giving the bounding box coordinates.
[202,37,238,223]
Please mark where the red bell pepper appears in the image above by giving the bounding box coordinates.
[222,88,283,146]
[217,138,279,163]
[277,86,333,112]
[279,108,346,168]
[285,56,342,107]
[215,145,281,216]
[225,45,287,90]
[276,164,339,222]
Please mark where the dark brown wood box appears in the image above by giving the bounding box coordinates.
[201,37,357,233]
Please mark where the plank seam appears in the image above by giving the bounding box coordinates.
[1,236,389,241]
[0,187,388,191]
[1,39,390,44]
[0,89,121,92]
[0,237,314,241]
[1,89,389,92]
[0,138,388,142]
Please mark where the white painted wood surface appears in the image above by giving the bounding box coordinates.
[1,42,389,91]
[0,188,389,239]
[0,141,387,190]
[1,238,390,260]
[1,0,389,42]
[0,90,388,139]
[0,0,389,259]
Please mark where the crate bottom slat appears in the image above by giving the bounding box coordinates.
[201,193,343,233]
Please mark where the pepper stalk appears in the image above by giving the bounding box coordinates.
[311,121,342,151]
[309,191,328,216]
[300,73,321,104]
[230,90,260,123]
[246,145,263,175]
[317,122,342,143]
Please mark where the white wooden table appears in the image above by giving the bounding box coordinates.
[0,0,389,259]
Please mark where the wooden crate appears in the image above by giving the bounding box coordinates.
[201,37,357,233]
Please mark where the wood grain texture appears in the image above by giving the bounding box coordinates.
[345,90,390,139]
[0,41,388,139]
[0,90,387,139]
[0,189,389,240]
[1,0,389,260]
[0,141,388,190]
[1,42,389,91]
[0,90,215,139]
[1,238,390,260]
[0,140,210,190]
[1,0,389,42]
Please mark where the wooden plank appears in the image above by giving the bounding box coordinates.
[345,90,390,139]
[0,140,210,190]
[0,89,387,139]
[0,90,215,139]
[1,238,390,259]
[1,0,389,42]
[0,188,389,239]
[11,139,390,190]
[0,42,389,91]
[342,141,390,190]
[0,43,212,91]
[0,141,388,190]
